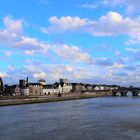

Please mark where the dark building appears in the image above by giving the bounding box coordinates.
[3,85,12,96]
[19,80,27,87]
[60,79,68,84]
[60,79,68,88]
[0,78,3,95]
[19,77,29,87]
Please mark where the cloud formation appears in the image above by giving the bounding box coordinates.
[126,48,140,60]
[0,72,8,78]
[103,0,140,13]
[1,13,140,86]
[41,16,87,33]
[42,11,140,44]
[33,71,47,79]
[0,16,50,54]
[53,44,91,63]
[0,16,23,45]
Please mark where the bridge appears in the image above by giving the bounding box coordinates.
[112,87,140,96]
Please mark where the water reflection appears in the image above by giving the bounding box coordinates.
[127,92,133,96]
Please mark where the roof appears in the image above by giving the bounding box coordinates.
[29,83,42,86]
[38,79,46,82]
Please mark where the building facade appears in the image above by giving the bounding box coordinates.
[0,78,3,95]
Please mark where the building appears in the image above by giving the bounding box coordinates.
[20,87,30,95]
[0,78,3,95]
[85,84,93,91]
[60,79,68,84]
[19,77,28,87]
[62,83,72,93]
[60,78,68,88]
[3,85,12,95]
[37,79,47,86]
[42,84,61,95]
[42,82,72,95]
[11,85,21,96]
[28,83,43,95]
[2,77,120,96]
[19,80,27,87]
[59,79,72,94]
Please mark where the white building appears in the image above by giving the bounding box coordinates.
[62,84,72,93]
[21,88,30,95]
[42,83,72,95]
[43,88,61,95]
[94,86,100,90]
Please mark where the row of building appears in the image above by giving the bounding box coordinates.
[0,77,119,96]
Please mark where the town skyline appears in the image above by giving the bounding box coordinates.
[0,77,120,97]
[0,0,140,86]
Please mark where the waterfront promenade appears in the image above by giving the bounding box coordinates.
[0,91,109,106]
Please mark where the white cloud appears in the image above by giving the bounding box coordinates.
[125,48,140,60]
[100,11,123,24]
[14,36,50,54]
[0,16,91,63]
[0,16,23,45]
[24,50,34,55]
[89,11,129,36]
[65,65,73,72]
[110,63,125,69]
[125,48,137,53]
[4,16,23,33]
[2,15,140,86]
[0,16,51,54]
[42,12,140,44]
[0,72,8,78]
[54,44,91,63]
[4,58,140,86]
[41,16,87,33]
[33,71,47,79]
[5,59,96,83]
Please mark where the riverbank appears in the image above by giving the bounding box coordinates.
[0,92,110,106]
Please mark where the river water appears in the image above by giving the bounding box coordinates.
[1,97,140,140]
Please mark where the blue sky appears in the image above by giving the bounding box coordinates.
[0,0,140,86]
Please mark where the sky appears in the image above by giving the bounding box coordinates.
[0,0,140,86]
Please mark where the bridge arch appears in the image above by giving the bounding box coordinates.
[138,92,140,96]
[112,88,140,97]
[125,91,133,96]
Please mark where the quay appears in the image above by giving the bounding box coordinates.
[0,91,110,106]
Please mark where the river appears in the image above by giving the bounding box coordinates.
[1,96,140,140]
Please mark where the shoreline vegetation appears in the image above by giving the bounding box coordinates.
[0,92,110,106]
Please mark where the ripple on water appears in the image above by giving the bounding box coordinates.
[0,97,140,140]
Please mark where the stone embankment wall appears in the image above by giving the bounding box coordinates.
[81,90,112,96]
[0,91,111,106]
